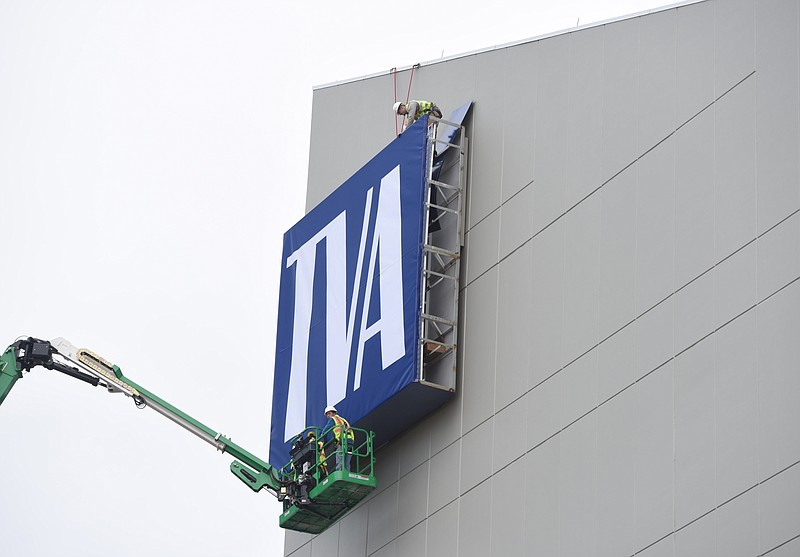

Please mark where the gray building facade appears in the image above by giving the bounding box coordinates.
[286,0,800,555]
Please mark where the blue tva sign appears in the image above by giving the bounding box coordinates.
[269,119,429,466]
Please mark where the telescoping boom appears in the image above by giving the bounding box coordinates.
[0,337,376,533]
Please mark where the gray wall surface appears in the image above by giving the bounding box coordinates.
[289,0,800,555]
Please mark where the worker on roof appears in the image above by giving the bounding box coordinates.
[393,100,442,132]
[321,405,354,472]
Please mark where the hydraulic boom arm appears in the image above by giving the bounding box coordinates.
[1,336,377,533]
[0,337,285,499]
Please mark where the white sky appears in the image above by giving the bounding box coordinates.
[0,1,679,555]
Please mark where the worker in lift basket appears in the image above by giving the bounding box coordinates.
[307,431,327,478]
[393,100,442,132]
[321,405,354,472]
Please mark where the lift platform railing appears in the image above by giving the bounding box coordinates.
[279,425,374,487]
[276,424,376,533]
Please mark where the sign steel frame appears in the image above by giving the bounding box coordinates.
[418,118,468,390]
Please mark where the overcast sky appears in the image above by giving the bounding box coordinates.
[1,1,679,555]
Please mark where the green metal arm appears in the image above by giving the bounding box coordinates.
[0,345,23,407]
[0,337,285,498]
[3,336,379,534]
[117,374,284,496]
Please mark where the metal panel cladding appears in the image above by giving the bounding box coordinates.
[269,119,430,466]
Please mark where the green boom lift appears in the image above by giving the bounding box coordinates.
[0,337,376,534]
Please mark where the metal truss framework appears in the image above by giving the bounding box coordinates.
[418,118,468,391]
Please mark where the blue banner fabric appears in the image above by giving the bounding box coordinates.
[269,118,429,466]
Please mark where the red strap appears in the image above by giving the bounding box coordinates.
[402,64,420,133]
[391,67,398,136]
[405,64,418,106]
[393,64,420,137]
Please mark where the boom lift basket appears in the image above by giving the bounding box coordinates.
[278,426,376,533]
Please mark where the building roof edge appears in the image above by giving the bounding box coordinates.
[313,0,705,91]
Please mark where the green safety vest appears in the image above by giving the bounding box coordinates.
[332,415,355,443]
[410,100,440,122]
